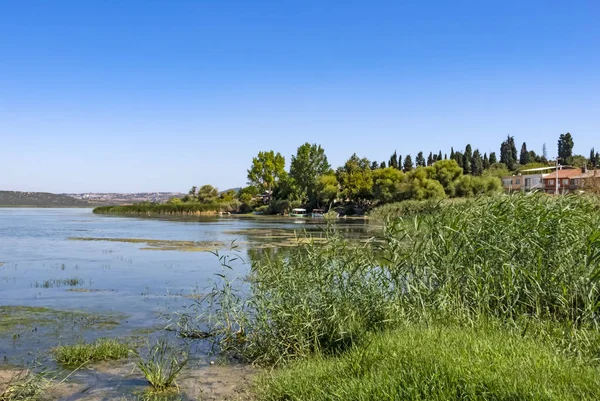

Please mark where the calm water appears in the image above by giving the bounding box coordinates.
[0,208,376,364]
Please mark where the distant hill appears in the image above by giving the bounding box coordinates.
[0,191,94,207]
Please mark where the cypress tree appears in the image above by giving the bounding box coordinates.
[416,151,426,167]
[438,150,442,161]
[450,147,455,160]
[463,145,473,174]
[483,153,490,170]
[427,152,434,166]
[519,142,529,165]
[403,154,414,172]
[590,148,595,166]
[389,150,398,169]
[379,161,386,169]
[489,152,498,164]
[471,149,483,176]
[371,161,379,170]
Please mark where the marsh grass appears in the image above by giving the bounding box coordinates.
[131,338,188,392]
[0,370,49,401]
[200,193,600,367]
[53,338,131,366]
[34,277,84,288]
[257,323,600,401]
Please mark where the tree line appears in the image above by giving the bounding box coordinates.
[171,132,598,214]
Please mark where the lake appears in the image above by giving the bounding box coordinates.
[0,208,377,365]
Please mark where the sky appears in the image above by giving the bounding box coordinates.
[1,0,599,193]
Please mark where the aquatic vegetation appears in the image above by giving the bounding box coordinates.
[68,237,225,252]
[200,193,600,367]
[34,277,84,288]
[53,338,131,366]
[131,338,188,392]
[257,324,600,401]
[0,306,123,336]
[0,369,50,401]
[93,202,239,215]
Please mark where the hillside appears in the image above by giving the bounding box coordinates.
[0,191,93,207]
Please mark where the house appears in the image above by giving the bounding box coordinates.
[501,174,545,193]
[542,168,584,194]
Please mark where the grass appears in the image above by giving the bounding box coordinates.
[131,338,188,392]
[34,277,84,288]
[0,370,49,401]
[52,338,131,366]
[93,201,239,215]
[193,193,600,398]
[256,323,600,401]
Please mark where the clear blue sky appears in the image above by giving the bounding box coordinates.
[1,1,598,193]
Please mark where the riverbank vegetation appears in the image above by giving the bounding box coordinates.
[191,193,600,399]
[94,133,598,217]
[53,338,130,366]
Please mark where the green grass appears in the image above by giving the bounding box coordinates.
[257,324,600,401]
[93,201,239,215]
[0,370,50,401]
[53,338,130,366]
[131,338,188,392]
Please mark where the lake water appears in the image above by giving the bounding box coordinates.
[0,208,376,365]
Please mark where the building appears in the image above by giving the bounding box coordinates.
[542,168,584,194]
[502,174,545,193]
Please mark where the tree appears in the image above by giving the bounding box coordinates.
[403,154,414,172]
[406,167,446,200]
[197,184,218,203]
[315,173,339,207]
[370,161,379,170]
[416,152,426,167]
[489,152,498,164]
[438,150,443,162]
[519,142,530,165]
[336,154,373,203]
[389,150,398,169]
[542,143,548,160]
[372,167,404,204]
[188,186,197,197]
[450,147,455,160]
[471,149,483,176]
[247,150,286,191]
[397,155,403,170]
[463,144,472,174]
[427,152,434,166]
[273,172,301,202]
[483,153,490,170]
[379,161,386,169]
[454,151,464,168]
[500,135,517,170]
[557,133,574,163]
[590,148,596,167]
[290,143,331,202]
[427,159,463,197]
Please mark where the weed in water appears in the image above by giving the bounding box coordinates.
[53,338,131,366]
[131,338,188,392]
[0,370,49,401]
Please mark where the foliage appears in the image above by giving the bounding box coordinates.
[483,162,510,178]
[315,173,339,207]
[247,150,286,191]
[425,159,463,196]
[93,202,239,215]
[372,167,404,203]
[256,324,600,401]
[131,338,188,392]
[290,143,331,203]
[336,154,373,203]
[500,135,518,170]
[196,185,218,203]
[53,338,130,366]
[558,132,574,163]
[404,167,446,200]
[0,370,50,401]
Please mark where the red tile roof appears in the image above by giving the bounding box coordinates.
[543,169,582,179]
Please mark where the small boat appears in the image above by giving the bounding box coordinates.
[311,208,325,218]
[289,208,308,217]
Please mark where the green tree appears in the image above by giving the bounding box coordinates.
[471,149,483,176]
[483,153,490,170]
[220,190,237,203]
[372,167,404,204]
[379,161,386,169]
[438,150,443,162]
[289,143,331,202]
[489,152,498,164]
[519,142,530,165]
[589,148,596,166]
[389,150,398,169]
[188,186,197,197]
[500,135,517,170]
[463,144,473,174]
[370,161,379,170]
[336,154,373,203]
[416,152,426,167]
[484,163,510,179]
[557,132,574,163]
[428,159,463,197]
[247,150,286,191]
[427,152,434,166]
[197,184,218,203]
[315,173,339,208]
[403,154,414,172]
[273,172,301,202]
[406,167,446,200]
[450,147,455,160]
